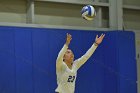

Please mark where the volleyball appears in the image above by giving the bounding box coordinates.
[81,5,96,21]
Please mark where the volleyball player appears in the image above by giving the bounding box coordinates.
[55,33,105,93]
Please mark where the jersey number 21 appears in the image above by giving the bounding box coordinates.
[67,76,75,83]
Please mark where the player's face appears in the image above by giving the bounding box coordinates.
[63,49,74,63]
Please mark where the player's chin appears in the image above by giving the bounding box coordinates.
[71,59,74,63]
[68,58,73,62]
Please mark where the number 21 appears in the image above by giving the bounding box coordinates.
[67,76,75,83]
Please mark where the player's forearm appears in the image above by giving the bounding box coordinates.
[75,42,98,69]
[84,42,98,59]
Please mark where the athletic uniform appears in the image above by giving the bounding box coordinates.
[55,43,97,93]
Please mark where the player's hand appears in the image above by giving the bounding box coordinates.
[66,33,72,46]
[95,34,105,45]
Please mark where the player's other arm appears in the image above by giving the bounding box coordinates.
[56,33,72,70]
[75,34,105,70]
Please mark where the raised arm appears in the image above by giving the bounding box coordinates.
[74,34,105,70]
[56,33,72,70]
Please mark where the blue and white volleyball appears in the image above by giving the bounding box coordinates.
[81,5,96,21]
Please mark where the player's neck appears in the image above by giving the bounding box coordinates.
[65,62,73,69]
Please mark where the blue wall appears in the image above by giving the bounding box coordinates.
[0,26,137,93]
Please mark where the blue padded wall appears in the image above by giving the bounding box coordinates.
[14,29,33,93]
[0,28,15,93]
[0,26,137,93]
[117,31,137,93]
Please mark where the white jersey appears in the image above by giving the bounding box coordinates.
[55,43,97,93]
